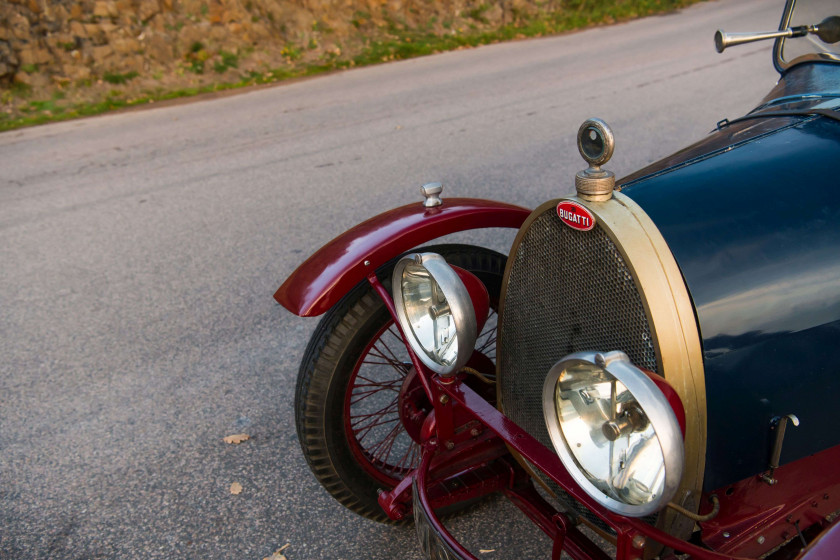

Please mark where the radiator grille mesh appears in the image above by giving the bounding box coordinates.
[498,203,657,519]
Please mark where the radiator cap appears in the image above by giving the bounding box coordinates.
[575,118,616,202]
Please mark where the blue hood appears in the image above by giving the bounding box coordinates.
[619,98,840,492]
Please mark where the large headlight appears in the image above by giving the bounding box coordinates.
[543,350,684,517]
[392,253,478,377]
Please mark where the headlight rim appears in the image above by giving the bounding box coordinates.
[392,252,477,377]
[542,350,685,518]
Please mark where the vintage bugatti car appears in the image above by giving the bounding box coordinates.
[277,1,840,558]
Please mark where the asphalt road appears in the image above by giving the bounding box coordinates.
[1,1,781,559]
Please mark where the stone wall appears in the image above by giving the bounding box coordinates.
[0,0,534,89]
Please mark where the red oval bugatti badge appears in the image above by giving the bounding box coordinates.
[556,201,595,231]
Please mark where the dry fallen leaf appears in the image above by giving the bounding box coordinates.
[230,482,243,495]
[223,433,250,444]
[263,543,290,560]
[479,550,496,554]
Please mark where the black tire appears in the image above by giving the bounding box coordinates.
[294,244,506,522]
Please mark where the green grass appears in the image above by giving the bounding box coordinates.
[281,45,302,61]
[351,10,371,28]
[213,51,239,73]
[312,20,331,33]
[0,0,698,132]
[348,0,695,65]
[183,41,210,74]
[467,4,490,24]
[0,69,335,131]
[103,71,139,84]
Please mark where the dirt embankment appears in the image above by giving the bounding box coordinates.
[1,0,535,94]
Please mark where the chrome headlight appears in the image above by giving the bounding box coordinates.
[543,350,684,517]
[392,253,477,377]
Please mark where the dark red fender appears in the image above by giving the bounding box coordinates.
[275,198,531,317]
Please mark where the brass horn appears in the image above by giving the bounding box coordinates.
[714,28,804,53]
[715,17,840,53]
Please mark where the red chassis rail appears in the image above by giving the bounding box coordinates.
[362,272,840,560]
[424,380,840,560]
[700,445,840,558]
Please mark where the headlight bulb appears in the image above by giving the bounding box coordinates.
[392,253,482,377]
[543,350,684,517]
[400,262,458,367]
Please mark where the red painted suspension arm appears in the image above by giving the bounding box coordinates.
[436,379,754,560]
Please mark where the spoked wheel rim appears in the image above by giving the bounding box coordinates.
[343,310,498,488]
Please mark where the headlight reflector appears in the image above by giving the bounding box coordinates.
[392,253,477,376]
[543,350,683,517]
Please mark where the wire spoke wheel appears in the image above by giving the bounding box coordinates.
[345,311,500,486]
[346,322,418,484]
[295,245,506,522]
